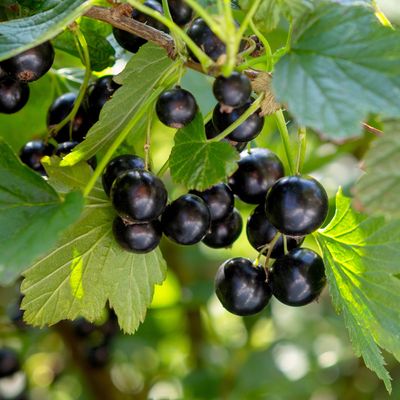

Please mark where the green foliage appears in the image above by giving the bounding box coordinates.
[315,189,400,392]
[0,141,84,285]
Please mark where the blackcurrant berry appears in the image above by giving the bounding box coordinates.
[113,216,162,253]
[73,318,97,338]
[205,121,248,152]
[47,92,92,143]
[87,344,109,368]
[202,208,242,249]
[111,169,167,222]
[1,42,54,82]
[55,141,97,169]
[215,257,272,316]
[156,87,198,128]
[19,140,55,174]
[102,154,145,197]
[190,183,234,222]
[0,348,20,378]
[88,75,121,122]
[0,78,29,114]
[213,72,252,110]
[270,248,326,306]
[265,176,329,236]
[246,204,304,258]
[229,148,284,204]
[168,0,193,26]
[161,194,211,245]
[213,99,264,142]
[113,28,147,54]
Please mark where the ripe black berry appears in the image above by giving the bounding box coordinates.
[1,42,54,82]
[229,148,284,204]
[205,121,248,152]
[213,72,252,110]
[0,348,20,378]
[270,248,326,306]
[55,141,97,169]
[111,169,167,222]
[156,87,198,128]
[168,0,193,25]
[215,257,272,316]
[246,204,304,258]
[0,78,29,114]
[265,176,329,236]
[19,140,55,174]
[203,208,242,248]
[161,194,211,245]
[213,99,264,142]
[113,216,162,253]
[102,154,145,197]
[190,183,234,222]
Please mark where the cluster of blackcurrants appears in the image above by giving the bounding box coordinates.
[0,41,54,114]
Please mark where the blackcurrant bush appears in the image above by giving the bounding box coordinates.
[246,204,304,258]
[213,99,264,142]
[87,344,109,368]
[156,87,197,128]
[102,154,145,197]
[113,216,162,253]
[205,121,248,152]
[73,318,97,338]
[0,78,29,114]
[161,194,211,245]
[270,248,326,306]
[0,348,20,378]
[265,175,329,236]
[203,208,242,249]
[213,72,252,110]
[190,183,234,222]
[168,0,193,26]
[215,257,272,316]
[47,92,92,143]
[229,148,284,204]
[19,140,55,174]
[111,169,167,222]
[1,42,54,82]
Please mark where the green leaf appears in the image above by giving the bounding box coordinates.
[355,121,400,218]
[315,189,400,392]
[273,4,400,139]
[169,113,239,190]
[21,160,167,334]
[61,44,176,166]
[0,140,84,285]
[0,0,95,61]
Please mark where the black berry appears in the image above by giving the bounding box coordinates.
[246,204,304,258]
[0,348,20,378]
[215,257,272,316]
[113,216,162,253]
[55,141,97,169]
[1,42,54,82]
[229,148,284,204]
[111,169,167,222]
[265,176,329,236]
[161,194,211,245]
[0,78,29,114]
[168,0,193,25]
[205,121,248,152]
[113,27,146,54]
[202,208,242,249]
[19,140,55,174]
[156,87,198,128]
[270,248,326,306]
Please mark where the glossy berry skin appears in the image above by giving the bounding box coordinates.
[168,0,193,25]
[205,121,248,152]
[113,217,162,253]
[20,140,54,174]
[0,348,20,378]
[213,72,252,110]
[213,99,264,142]
[102,154,145,197]
[156,87,197,128]
[190,183,234,222]
[270,248,326,306]
[229,148,284,204]
[1,42,54,82]
[215,257,272,316]
[0,78,29,114]
[161,194,211,245]
[246,204,304,258]
[203,208,242,249]
[111,169,167,222]
[265,175,329,236]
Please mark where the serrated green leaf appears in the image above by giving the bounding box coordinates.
[315,189,400,392]
[169,113,239,190]
[0,0,95,61]
[0,140,84,285]
[273,4,400,139]
[355,121,400,218]
[21,160,167,334]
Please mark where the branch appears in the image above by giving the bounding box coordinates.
[362,122,384,137]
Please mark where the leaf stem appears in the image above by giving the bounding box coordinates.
[274,109,295,176]
[263,232,281,276]
[248,19,272,71]
[296,127,307,175]
[157,158,170,177]
[145,111,153,170]
[221,0,236,76]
